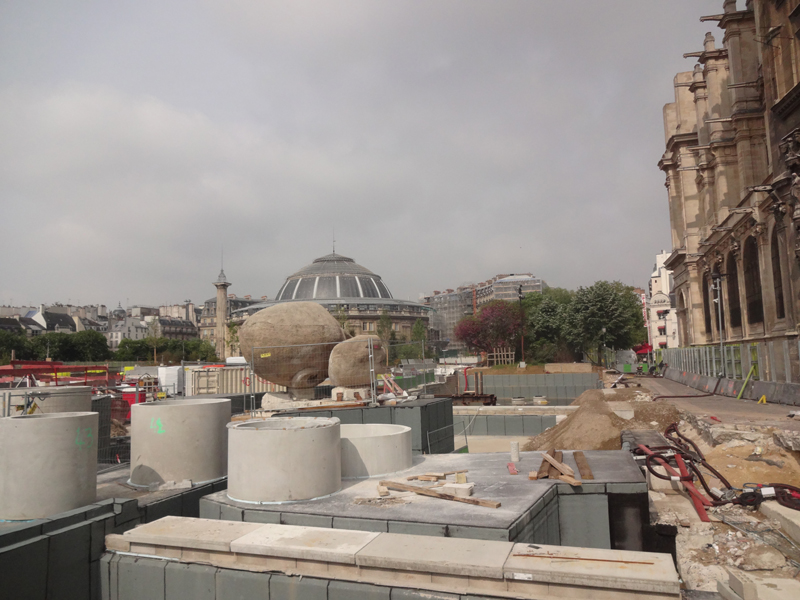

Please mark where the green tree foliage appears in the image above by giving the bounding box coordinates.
[453,300,522,353]
[71,331,113,361]
[115,338,217,363]
[0,329,30,364]
[522,287,577,363]
[411,318,427,342]
[564,281,646,362]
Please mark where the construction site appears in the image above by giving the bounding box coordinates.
[2,302,800,600]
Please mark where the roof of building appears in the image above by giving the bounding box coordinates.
[0,318,23,332]
[18,317,44,331]
[495,275,540,283]
[42,312,76,331]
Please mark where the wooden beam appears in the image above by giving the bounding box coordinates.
[380,480,501,509]
[573,451,594,480]
[536,449,554,480]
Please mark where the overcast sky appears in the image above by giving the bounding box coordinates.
[0,0,725,309]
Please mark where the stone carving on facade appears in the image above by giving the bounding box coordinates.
[779,129,800,174]
[730,240,740,256]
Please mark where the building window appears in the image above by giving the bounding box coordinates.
[743,236,764,325]
[771,229,785,319]
[362,322,375,332]
[727,253,742,329]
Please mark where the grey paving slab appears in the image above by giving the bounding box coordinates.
[391,590,458,600]
[216,569,270,600]
[280,513,332,528]
[244,510,282,525]
[606,482,648,494]
[122,516,264,551]
[471,416,487,435]
[356,533,513,578]
[0,519,46,548]
[504,416,524,436]
[118,556,166,600]
[447,524,509,541]
[231,523,379,564]
[332,517,388,533]
[388,521,447,537]
[329,580,391,600]
[100,554,115,600]
[198,499,221,520]
[165,563,216,600]
[219,504,243,522]
[269,574,327,600]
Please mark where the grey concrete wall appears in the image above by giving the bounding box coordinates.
[469,373,602,402]
[453,414,557,437]
[663,367,800,406]
[0,480,228,600]
[279,398,454,454]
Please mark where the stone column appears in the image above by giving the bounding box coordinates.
[214,270,231,361]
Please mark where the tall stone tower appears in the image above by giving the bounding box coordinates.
[214,269,231,360]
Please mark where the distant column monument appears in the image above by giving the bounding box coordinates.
[214,269,231,360]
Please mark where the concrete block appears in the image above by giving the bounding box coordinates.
[219,504,243,522]
[555,483,606,495]
[90,516,110,561]
[231,523,379,564]
[215,568,270,600]
[244,510,282,525]
[114,499,141,526]
[542,415,556,431]
[366,407,392,425]
[269,574,327,600]
[356,533,513,578]
[753,577,800,599]
[332,517,388,533]
[522,415,542,436]
[387,521,447,537]
[87,499,117,519]
[47,521,92,600]
[280,513,332,528]
[99,554,116,600]
[328,580,390,600]
[503,543,680,595]
[332,409,363,425]
[447,525,509,542]
[180,485,211,519]
[118,556,166,600]
[0,535,49,600]
[558,494,610,549]
[199,499,221,520]
[41,506,89,534]
[470,416,487,436]
[439,483,474,498]
[717,580,744,600]
[606,483,647,495]
[760,500,800,546]
[122,516,263,552]
[143,495,183,523]
[211,479,228,493]
[504,416,524,436]
[165,562,216,600]
[390,589,458,600]
[725,567,756,600]
[0,519,45,548]
[90,558,101,600]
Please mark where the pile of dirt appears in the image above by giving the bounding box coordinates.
[111,419,128,437]
[522,398,628,451]
[521,389,682,452]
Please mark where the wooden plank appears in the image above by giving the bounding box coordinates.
[542,451,574,477]
[418,475,440,482]
[377,485,389,497]
[546,451,567,479]
[573,451,594,480]
[557,474,582,487]
[380,480,501,509]
[528,471,538,480]
[536,449,554,480]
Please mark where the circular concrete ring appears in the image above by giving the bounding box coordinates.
[129,398,231,487]
[340,424,412,479]
[227,417,341,503]
[7,385,92,414]
[0,412,98,520]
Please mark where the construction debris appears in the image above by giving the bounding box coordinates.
[379,480,501,508]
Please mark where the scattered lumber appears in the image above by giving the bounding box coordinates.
[377,485,389,497]
[406,470,468,482]
[528,471,538,480]
[573,451,594,480]
[541,452,575,477]
[380,480,501,509]
[557,474,582,487]
[536,449,555,480]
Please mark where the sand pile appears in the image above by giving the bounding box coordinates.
[521,389,682,451]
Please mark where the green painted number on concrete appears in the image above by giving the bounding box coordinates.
[150,417,165,434]
[75,427,94,449]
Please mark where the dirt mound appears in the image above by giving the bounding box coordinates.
[521,395,682,452]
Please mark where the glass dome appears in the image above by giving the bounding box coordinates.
[274,253,394,301]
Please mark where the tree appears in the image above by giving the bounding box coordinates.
[453,300,522,353]
[144,319,160,363]
[564,281,646,363]
[29,333,78,361]
[0,329,30,364]
[522,287,578,363]
[71,330,112,361]
[411,318,426,343]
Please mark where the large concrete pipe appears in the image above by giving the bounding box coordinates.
[0,412,98,520]
[340,424,412,479]
[129,398,231,487]
[227,417,341,503]
[6,386,92,415]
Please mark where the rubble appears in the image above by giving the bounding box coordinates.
[774,430,800,452]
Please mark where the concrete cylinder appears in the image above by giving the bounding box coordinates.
[7,386,92,414]
[129,398,231,487]
[227,417,341,503]
[510,441,520,463]
[0,412,98,520]
[340,424,412,479]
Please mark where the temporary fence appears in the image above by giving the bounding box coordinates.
[661,338,800,384]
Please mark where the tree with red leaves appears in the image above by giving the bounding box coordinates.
[453,300,522,352]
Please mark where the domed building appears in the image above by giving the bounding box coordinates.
[236,253,430,338]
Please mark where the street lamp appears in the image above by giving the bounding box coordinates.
[711,266,726,379]
[518,285,525,367]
